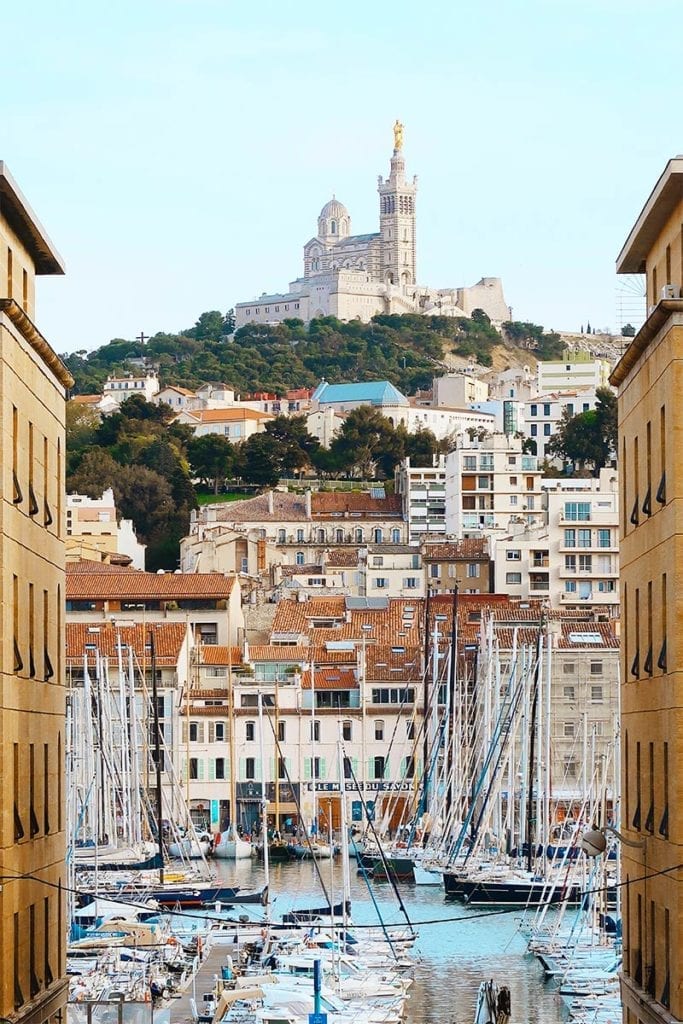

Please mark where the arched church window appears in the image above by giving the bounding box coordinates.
[331,220,337,234]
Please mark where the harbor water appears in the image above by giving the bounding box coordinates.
[210,857,566,1024]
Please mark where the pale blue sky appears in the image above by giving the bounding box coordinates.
[4,0,680,353]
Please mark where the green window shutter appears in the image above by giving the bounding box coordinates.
[197,722,205,743]
[319,758,327,780]
[304,758,311,781]
[181,720,188,745]
[367,758,374,781]
[198,759,205,781]
[255,758,262,782]
[208,721,215,743]
[239,758,246,780]
[352,757,359,777]
[209,759,216,781]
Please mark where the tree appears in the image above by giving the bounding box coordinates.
[188,434,235,493]
[405,427,439,467]
[264,415,319,475]
[235,433,284,487]
[546,387,617,474]
[329,406,404,479]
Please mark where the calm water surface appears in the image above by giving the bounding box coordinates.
[211,858,566,1024]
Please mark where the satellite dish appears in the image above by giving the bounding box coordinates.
[581,828,607,857]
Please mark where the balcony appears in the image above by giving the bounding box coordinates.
[531,556,549,568]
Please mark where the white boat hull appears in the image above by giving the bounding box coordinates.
[168,837,211,859]
[214,831,253,859]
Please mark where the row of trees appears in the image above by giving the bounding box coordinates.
[62,309,564,399]
[66,397,446,567]
[545,387,617,473]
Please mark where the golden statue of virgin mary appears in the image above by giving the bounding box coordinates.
[393,119,404,151]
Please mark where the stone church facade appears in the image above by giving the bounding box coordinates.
[235,127,509,328]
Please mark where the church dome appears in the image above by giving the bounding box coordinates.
[319,197,349,220]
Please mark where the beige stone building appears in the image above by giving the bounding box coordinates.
[66,488,146,568]
[611,156,683,1024]
[0,164,73,1024]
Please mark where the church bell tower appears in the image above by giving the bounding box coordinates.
[377,120,417,288]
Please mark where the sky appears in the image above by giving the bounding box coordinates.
[4,0,682,355]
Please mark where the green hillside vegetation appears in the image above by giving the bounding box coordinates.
[63,309,561,397]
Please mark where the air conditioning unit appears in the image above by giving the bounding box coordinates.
[661,284,681,300]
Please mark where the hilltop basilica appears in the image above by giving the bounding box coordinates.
[234,123,509,329]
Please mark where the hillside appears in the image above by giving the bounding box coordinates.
[63,311,569,397]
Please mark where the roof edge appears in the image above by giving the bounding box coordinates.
[616,157,683,275]
[609,299,683,387]
[0,162,65,275]
[0,299,74,388]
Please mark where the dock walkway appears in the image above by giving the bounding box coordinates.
[170,941,232,1024]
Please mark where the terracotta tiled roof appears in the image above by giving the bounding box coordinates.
[366,644,421,680]
[200,645,243,666]
[66,622,187,667]
[311,493,402,517]
[325,549,360,567]
[423,539,489,560]
[280,564,322,577]
[271,597,348,637]
[185,407,272,422]
[72,395,101,405]
[66,562,236,600]
[158,385,196,396]
[212,492,308,523]
[557,622,619,649]
[249,645,310,661]
[301,667,358,690]
[66,560,138,573]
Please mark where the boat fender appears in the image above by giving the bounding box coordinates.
[214,832,222,846]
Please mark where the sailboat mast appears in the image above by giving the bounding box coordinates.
[446,585,458,818]
[227,628,237,829]
[526,623,544,874]
[258,692,270,901]
[150,630,165,884]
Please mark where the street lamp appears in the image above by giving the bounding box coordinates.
[581,825,646,856]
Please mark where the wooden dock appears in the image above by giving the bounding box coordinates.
[170,941,232,1024]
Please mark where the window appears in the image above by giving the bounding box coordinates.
[597,529,611,547]
[335,528,344,542]
[374,578,388,589]
[295,551,305,565]
[245,721,255,741]
[189,758,198,780]
[565,502,591,521]
[404,755,415,778]
[543,403,551,416]
[245,757,255,780]
[189,722,199,742]
[563,721,576,737]
[563,662,575,674]
[391,528,401,543]
[296,528,304,542]
[565,581,577,593]
[278,529,286,543]
[215,722,225,742]
[543,423,551,436]
[403,577,418,589]
[598,580,615,592]
[478,475,491,489]
[317,529,325,543]
[563,685,575,702]
[215,758,226,780]
[375,720,384,741]
[510,495,518,506]
[463,456,476,470]
[429,563,439,578]
[355,528,363,542]
[278,757,287,780]
[565,555,576,571]
[565,760,577,778]
[310,720,320,741]
[278,721,286,742]
[310,757,321,779]
[591,685,604,702]
[343,756,352,779]
[506,549,521,561]
[506,572,522,584]
[372,556,384,567]
[510,476,518,485]
[530,404,537,417]
[342,720,352,741]
[406,720,415,739]
[530,424,538,437]
[564,529,576,547]
[579,554,592,572]
[577,529,591,547]
[467,563,480,578]
[590,661,603,675]
[374,755,386,779]
[373,528,383,543]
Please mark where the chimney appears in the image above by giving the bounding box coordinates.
[267,491,274,515]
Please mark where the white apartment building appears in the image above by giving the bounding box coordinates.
[493,470,619,617]
[444,434,544,538]
[537,353,611,394]
[103,372,160,405]
[432,372,489,406]
[361,544,425,598]
[524,389,600,461]
[395,455,447,543]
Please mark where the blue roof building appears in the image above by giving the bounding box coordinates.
[312,379,409,408]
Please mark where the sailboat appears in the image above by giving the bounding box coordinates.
[213,636,253,858]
